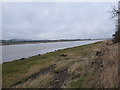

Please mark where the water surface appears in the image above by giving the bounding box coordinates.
[2,40,100,63]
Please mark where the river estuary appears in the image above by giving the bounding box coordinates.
[1,40,101,63]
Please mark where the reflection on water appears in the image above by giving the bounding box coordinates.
[2,40,100,63]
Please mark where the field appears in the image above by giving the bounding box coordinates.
[2,40,118,88]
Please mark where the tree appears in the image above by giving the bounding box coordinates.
[112,1,120,43]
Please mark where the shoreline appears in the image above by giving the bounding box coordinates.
[2,40,118,88]
[1,39,103,46]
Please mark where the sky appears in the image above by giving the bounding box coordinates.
[2,2,117,40]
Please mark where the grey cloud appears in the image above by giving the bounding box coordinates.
[2,2,117,40]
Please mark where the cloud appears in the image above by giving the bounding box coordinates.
[2,2,117,40]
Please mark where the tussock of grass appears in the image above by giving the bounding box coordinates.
[67,60,88,76]
[54,60,73,73]
[65,72,93,88]
[14,72,54,88]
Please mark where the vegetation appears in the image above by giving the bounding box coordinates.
[112,1,120,43]
[2,40,118,88]
[113,25,120,43]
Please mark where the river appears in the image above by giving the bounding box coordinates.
[1,40,101,63]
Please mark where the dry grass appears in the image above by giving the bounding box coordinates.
[54,60,73,73]
[14,72,54,88]
[28,59,57,75]
[99,44,118,88]
[67,59,88,76]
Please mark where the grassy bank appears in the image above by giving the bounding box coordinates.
[2,40,118,88]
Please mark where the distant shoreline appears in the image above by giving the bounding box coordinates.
[1,39,104,46]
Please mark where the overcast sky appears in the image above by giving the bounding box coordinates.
[2,2,117,40]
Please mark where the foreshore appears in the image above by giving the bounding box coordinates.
[2,40,118,88]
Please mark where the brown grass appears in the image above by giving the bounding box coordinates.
[54,60,73,73]
[99,44,118,88]
[14,72,54,88]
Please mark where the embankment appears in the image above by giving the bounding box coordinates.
[2,40,118,88]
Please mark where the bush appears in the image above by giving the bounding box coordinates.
[113,25,120,43]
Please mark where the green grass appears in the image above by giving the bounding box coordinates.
[3,55,57,87]
[68,72,93,88]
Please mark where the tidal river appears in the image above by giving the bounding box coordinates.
[1,40,101,63]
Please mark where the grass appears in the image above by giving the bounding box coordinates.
[2,40,118,88]
[67,72,93,88]
[2,55,57,88]
[14,72,54,88]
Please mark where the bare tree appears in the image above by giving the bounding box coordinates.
[112,1,120,43]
